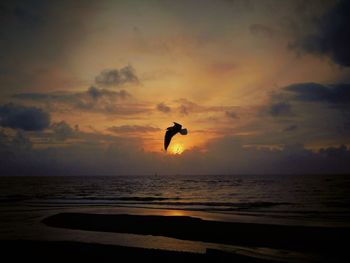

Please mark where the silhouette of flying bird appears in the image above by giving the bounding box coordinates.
[164,122,188,151]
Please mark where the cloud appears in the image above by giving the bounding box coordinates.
[1,131,350,175]
[285,82,350,108]
[15,86,131,102]
[176,98,201,116]
[0,128,143,176]
[225,111,239,119]
[249,24,275,38]
[0,103,50,131]
[51,121,76,140]
[11,130,32,150]
[156,102,171,113]
[198,138,350,174]
[263,82,350,145]
[283,124,298,132]
[169,98,239,117]
[1,129,32,152]
[269,102,292,116]
[12,87,145,115]
[95,66,139,87]
[289,0,350,67]
[87,86,103,100]
[107,125,161,134]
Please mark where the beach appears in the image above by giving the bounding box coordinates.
[1,175,350,262]
[43,212,349,253]
[1,206,349,262]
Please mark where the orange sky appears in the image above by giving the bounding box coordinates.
[1,0,350,174]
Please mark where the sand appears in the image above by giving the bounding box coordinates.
[36,212,350,262]
[1,212,348,262]
[42,213,349,252]
[0,240,271,263]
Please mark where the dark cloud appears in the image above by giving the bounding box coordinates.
[319,144,349,158]
[12,87,141,115]
[87,86,103,100]
[225,111,239,119]
[176,98,201,116]
[156,102,171,113]
[283,124,298,132]
[290,0,350,67]
[266,82,350,144]
[0,103,50,131]
[285,82,350,108]
[249,24,275,38]
[11,130,32,150]
[0,129,142,176]
[173,98,237,116]
[51,121,76,140]
[269,102,292,116]
[85,86,131,101]
[14,87,131,102]
[1,132,350,175]
[107,125,161,134]
[95,66,139,87]
[201,138,350,175]
[0,129,32,152]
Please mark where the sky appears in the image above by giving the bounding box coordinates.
[1,0,350,175]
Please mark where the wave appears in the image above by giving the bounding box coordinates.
[0,195,183,203]
[22,198,292,210]
[1,194,293,210]
[115,197,182,201]
[123,201,293,210]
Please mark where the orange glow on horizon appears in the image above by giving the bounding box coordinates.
[163,210,187,217]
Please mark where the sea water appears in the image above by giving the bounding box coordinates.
[1,174,349,227]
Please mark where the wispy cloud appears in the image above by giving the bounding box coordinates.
[12,86,149,115]
[156,102,171,113]
[107,125,161,134]
[95,66,139,87]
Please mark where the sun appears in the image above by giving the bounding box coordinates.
[169,143,185,155]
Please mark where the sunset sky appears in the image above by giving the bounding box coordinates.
[1,0,350,175]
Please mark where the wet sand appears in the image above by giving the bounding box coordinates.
[38,212,349,262]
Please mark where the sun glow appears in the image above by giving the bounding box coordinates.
[170,143,184,155]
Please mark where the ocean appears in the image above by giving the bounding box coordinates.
[1,174,350,227]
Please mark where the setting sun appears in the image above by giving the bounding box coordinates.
[169,143,185,155]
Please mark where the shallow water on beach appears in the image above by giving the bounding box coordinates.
[1,174,350,227]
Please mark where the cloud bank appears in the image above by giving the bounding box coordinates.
[1,131,350,175]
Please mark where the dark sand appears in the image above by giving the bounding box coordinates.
[43,213,349,252]
[0,240,272,263]
[2,212,348,262]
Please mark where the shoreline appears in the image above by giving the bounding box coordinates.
[42,212,349,259]
[1,206,349,262]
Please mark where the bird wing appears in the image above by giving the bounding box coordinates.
[164,129,177,151]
